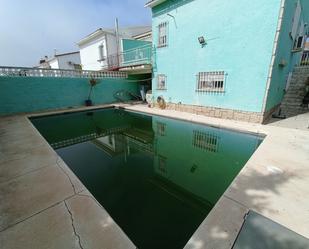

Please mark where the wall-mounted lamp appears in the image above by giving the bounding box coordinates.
[198,36,207,47]
[279,58,287,67]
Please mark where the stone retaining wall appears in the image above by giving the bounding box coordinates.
[155,103,279,124]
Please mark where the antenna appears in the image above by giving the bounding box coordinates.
[115,18,120,66]
[115,18,120,52]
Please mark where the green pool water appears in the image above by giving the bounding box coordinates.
[31,108,263,249]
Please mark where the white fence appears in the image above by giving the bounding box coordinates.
[0,66,128,79]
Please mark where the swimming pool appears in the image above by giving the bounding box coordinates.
[31,108,263,249]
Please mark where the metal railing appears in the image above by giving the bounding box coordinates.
[0,66,128,78]
[50,125,130,149]
[300,51,309,67]
[104,44,152,70]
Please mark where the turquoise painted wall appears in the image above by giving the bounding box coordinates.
[122,39,151,52]
[121,39,152,66]
[0,76,139,116]
[151,0,281,112]
[265,0,309,111]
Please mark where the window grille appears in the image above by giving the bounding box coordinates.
[157,122,166,136]
[291,0,301,40]
[192,130,219,153]
[294,36,304,50]
[158,155,167,173]
[157,74,167,90]
[98,44,105,61]
[158,22,168,47]
[197,71,225,92]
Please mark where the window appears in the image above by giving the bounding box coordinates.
[291,0,301,40]
[293,35,304,50]
[293,20,305,51]
[157,122,166,136]
[157,74,167,90]
[98,44,105,61]
[158,22,168,47]
[158,155,167,173]
[197,71,225,92]
[192,130,219,153]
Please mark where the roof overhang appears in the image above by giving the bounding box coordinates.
[144,0,167,8]
[77,29,108,46]
[132,30,152,40]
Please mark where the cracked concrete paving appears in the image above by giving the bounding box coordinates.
[0,111,135,249]
[0,202,77,249]
[66,192,135,249]
[0,164,75,231]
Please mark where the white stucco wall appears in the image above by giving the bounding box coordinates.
[57,53,81,70]
[79,34,108,71]
[49,58,59,69]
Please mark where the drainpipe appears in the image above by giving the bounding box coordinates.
[261,0,286,115]
[115,18,120,67]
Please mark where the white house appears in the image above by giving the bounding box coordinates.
[38,51,81,70]
[77,26,151,71]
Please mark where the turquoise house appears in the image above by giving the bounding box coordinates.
[146,0,309,123]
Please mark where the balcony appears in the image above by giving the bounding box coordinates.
[104,44,152,72]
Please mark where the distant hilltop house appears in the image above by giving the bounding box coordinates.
[145,0,309,123]
[77,26,152,72]
[38,51,81,70]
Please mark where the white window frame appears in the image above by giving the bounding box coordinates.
[98,43,105,61]
[157,74,167,90]
[158,155,167,174]
[196,71,225,92]
[156,122,166,136]
[158,22,168,48]
[192,130,219,153]
[291,0,301,40]
[293,35,305,51]
[293,21,305,51]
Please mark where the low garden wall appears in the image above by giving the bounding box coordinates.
[0,76,139,116]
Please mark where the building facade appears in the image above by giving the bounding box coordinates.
[77,26,151,71]
[146,0,309,123]
[38,51,81,70]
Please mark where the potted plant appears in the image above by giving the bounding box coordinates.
[85,78,98,106]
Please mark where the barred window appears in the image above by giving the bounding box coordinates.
[158,22,168,47]
[293,36,304,50]
[192,130,219,153]
[157,122,166,136]
[197,71,225,92]
[158,155,167,173]
[157,74,167,90]
[98,44,105,61]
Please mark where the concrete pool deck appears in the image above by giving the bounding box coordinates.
[0,103,308,249]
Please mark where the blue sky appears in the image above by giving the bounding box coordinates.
[0,0,151,67]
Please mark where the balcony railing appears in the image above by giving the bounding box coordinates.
[300,51,309,67]
[104,44,152,70]
[0,66,128,78]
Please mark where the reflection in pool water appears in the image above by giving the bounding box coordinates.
[31,108,263,249]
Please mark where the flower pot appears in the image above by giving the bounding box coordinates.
[85,99,92,106]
